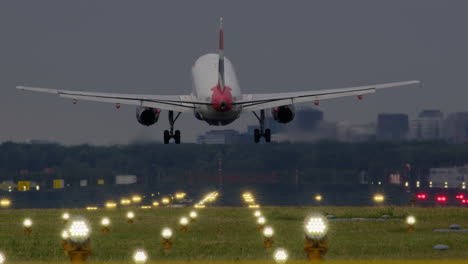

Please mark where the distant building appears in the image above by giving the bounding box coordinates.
[443,112,468,143]
[197,130,241,144]
[376,113,409,141]
[411,110,444,140]
[296,108,324,130]
[336,121,375,142]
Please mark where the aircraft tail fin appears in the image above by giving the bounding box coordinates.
[218,17,225,91]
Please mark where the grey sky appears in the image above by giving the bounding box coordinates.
[1,1,467,145]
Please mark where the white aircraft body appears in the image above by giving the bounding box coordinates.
[17,18,419,144]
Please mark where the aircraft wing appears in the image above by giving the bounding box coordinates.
[238,80,420,112]
[16,86,210,113]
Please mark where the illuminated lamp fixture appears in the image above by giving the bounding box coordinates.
[406,215,416,232]
[133,249,148,264]
[257,216,266,232]
[179,217,189,232]
[303,213,329,260]
[262,226,274,249]
[161,227,173,252]
[127,211,135,224]
[101,217,110,234]
[273,248,288,264]
[62,212,70,224]
[189,211,198,222]
[23,218,33,236]
[62,216,92,263]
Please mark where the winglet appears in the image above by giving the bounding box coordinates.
[218,17,225,92]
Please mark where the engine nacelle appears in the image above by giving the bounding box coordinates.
[271,105,295,123]
[136,107,161,126]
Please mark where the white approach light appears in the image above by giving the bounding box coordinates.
[66,216,91,243]
[61,230,69,240]
[254,210,262,217]
[133,249,148,264]
[189,211,198,219]
[180,217,189,226]
[161,227,173,240]
[62,212,70,220]
[257,216,266,225]
[23,218,32,228]
[273,248,288,264]
[101,217,110,227]
[304,213,328,240]
[263,226,274,238]
[127,211,135,219]
[406,215,416,225]
[0,251,4,264]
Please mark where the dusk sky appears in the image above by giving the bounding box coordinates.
[1,1,467,144]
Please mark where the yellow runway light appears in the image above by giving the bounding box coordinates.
[0,251,5,264]
[189,211,198,222]
[179,217,189,232]
[152,201,160,207]
[315,194,323,202]
[101,217,110,234]
[161,197,171,205]
[373,194,385,204]
[86,206,98,211]
[257,216,266,231]
[141,205,152,209]
[105,201,117,209]
[254,210,262,218]
[62,216,91,263]
[121,198,131,206]
[175,192,187,200]
[62,212,70,224]
[132,195,142,203]
[0,199,11,208]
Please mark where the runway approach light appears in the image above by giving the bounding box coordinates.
[62,212,70,224]
[132,195,142,203]
[175,192,187,200]
[304,213,329,260]
[194,203,205,209]
[162,197,171,205]
[23,218,33,236]
[263,226,274,248]
[315,195,323,202]
[179,217,189,232]
[161,227,173,251]
[257,216,266,231]
[133,249,148,264]
[189,211,198,222]
[101,217,110,234]
[0,199,11,208]
[140,206,152,209]
[254,210,262,218]
[127,211,135,224]
[373,194,385,204]
[152,201,160,207]
[406,215,416,232]
[273,248,288,264]
[121,198,131,206]
[243,192,255,204]
[86,206,98,211]
[62,216,92,262]
[105,201,117,209]
[248,204,260,208]
[0,251,5,264]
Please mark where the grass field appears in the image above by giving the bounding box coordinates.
[0,206,467,263]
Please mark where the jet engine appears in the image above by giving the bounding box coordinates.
[136,107,161,126]
[271,105,295,123]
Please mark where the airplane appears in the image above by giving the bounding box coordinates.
[17,18,420,144]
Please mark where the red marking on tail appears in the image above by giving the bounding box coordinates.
[211,85,232,112]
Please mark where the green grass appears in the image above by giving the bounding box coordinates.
[0,206,467,262]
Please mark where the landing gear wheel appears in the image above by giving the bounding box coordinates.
[265,129,271,143]
[174,130,181,144]
[254,129,260,143]
[163,130,170,144]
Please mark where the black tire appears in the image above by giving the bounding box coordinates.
[254,129,260,143]
[174,130,181,144]
[163,130,170,144]
[265,129,271,143]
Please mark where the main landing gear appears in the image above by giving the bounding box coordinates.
[164,111,182,144]
[252,109,271,143]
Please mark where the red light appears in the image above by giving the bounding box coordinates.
[115,103,121,109]
[456,194,465,200]
[358,95,363,100]
[416,193,427,200]
[462,199,467,204]
[314,100,320,106]
[436,196,447,202]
